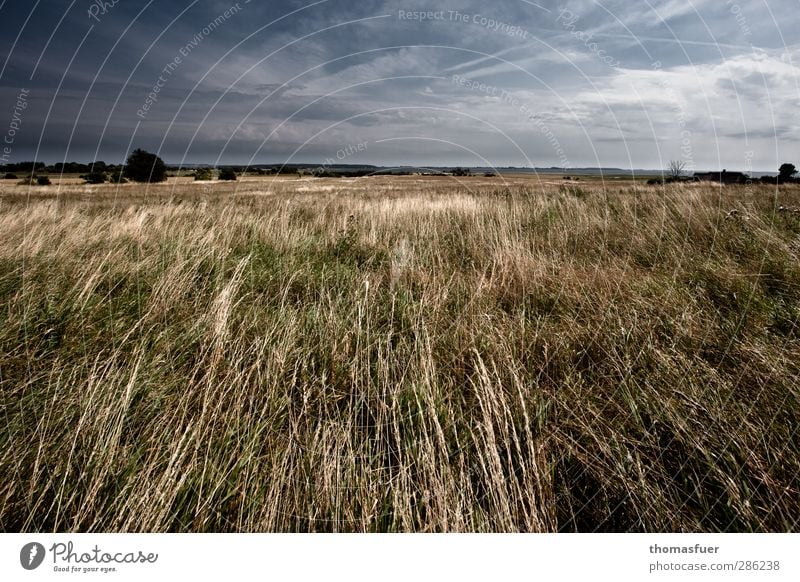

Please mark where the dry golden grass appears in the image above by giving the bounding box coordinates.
[0,175,798,532]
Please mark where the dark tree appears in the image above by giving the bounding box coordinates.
[218,167,237,181]
[81,172,107,184]
[123,148,167,183]
[778,163,797,183]
[194,167,214,181]
[667,160,686,179]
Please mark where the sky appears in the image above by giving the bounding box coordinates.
[0,0,798,171]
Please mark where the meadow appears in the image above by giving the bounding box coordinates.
[0,174,798,532]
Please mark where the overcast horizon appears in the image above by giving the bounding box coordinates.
[1,0,798,172]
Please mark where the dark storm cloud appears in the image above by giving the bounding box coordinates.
[0,0,798,169]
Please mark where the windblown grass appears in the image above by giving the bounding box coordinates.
[1,177,798,532]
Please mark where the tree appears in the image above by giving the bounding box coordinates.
[194,167,214,181]
[123,148,167,183]
[218,167,237,181]
[667,160,686,180]
[81,172,107,184]
[778,163,797,183]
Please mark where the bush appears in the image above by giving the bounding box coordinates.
[16,175,52,186]
[194,168,214,181]
[106,169,127,184]
[4,173,18,180]
[81,173,107,184]
[218,168,237,181]
[647,176,681,185]
[123,148,167,183]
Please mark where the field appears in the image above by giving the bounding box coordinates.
[1,175,798,532]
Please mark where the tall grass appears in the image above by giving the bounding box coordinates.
[1,177,798,532]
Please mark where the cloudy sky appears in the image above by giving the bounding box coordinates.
[0,0,798,170]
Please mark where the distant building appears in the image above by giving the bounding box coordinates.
[693,169,750,184]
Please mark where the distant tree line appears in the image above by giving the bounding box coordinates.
[1,149,250,184]
[649,160,800,186]
[1,159,128,184]
[2,160,115,175]
[2,154,480,183]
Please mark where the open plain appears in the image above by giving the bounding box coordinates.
[1,175,798,532]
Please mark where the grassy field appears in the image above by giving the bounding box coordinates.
[1,175,798,532]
